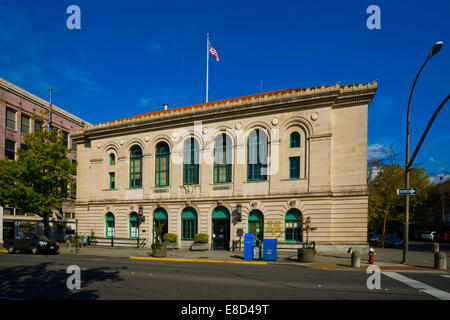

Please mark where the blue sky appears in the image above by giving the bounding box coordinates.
[0,0,449,180]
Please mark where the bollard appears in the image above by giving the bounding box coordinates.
[432,242,439,254]
[434,251,447,270]
[351,251,361,268]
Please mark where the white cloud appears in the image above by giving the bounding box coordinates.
[430,173,450,184]
[367,144,387,159]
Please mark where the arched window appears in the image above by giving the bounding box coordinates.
[248,210,264,242]
[182,207,198,240]
[130,145,142,188]
[155,142,170,186]
[214,133,232,183]
[129,212,139,239]
[247,129,268,181]
[290,132,300,148]
[105,213,115,238]
[285,209,302,242]
[154,207,168,241]
[183,138,199,185]
[109,153,116,165]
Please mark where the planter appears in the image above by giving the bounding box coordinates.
[190,242,209,251]
[152,245,167,257]
[297,248,316,262]
[164,241,178,249]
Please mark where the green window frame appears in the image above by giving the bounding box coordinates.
[130,146,142,188]
[105,213,115,238]
[289,157,300,179]
[109,172,115,190]
[109,153,115,166]
[6,108,16,130]
[214,133,232,183]
[248,210,264,242]
[21,114,30,134]
[290,132,300,148]
[285,209,302,242]
[183,138,199,185]
[155,142,170,186]
[129,212,139,239]
[247,129,268,181]
[182,207,197,240]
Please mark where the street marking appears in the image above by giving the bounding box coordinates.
[442,275,450,278]
[383,272,450,300]
[0,250,8,253]
[129,256,268,265]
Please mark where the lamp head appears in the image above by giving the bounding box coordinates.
[428,41,443,58]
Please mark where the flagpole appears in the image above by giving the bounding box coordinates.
[206,32,210,103]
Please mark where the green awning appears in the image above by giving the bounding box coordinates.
[286,209,302,221]
[212,206,230,219]
[129,212,138,221]
[248,210,263,221]
[182,207,197,219]
[106,213,115,222]
[154,208,168,219]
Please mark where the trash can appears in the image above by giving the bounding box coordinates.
[244,233,254,261]
[263,239,277,261]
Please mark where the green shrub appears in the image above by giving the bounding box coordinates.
[193,233,209,244]
[163,233,178,242]
[151,242,164,249]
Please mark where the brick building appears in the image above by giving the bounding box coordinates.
[0,78,89,240]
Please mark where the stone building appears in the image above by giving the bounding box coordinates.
[0,78,89,240]
[72,81,377,253]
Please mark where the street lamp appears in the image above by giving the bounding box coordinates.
[403,41,444,264]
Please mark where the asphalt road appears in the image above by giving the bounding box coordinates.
[0,252,449,301]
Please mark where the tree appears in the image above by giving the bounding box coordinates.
[0,118,75,237]
[368,163,432,247]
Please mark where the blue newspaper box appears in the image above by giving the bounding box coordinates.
[263,239,277,261]
[244,233,254,261]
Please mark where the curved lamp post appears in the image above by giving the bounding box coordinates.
[403,41,444,264]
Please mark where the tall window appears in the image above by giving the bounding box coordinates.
[109,172,115,189]
[5,139,15,160]
[290,132,300,148]
[106,213,115,238]
[6,108,16,130]
[129,212,139,239]
[289,157,300,179]
[34,120,43,132]
[285,209,302,242]
[154,208,168,240]
[62,131,69,147]
[214,133,232,183]
[130,145,142,188]
[247,129,268,181]
[21,114,30,134]
[155,142,170,186]
[109,153,115,166]
[182,207,198,240]
[248,210,264,242]
[183,138,199,185]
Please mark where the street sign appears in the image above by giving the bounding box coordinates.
[397,188,418,195]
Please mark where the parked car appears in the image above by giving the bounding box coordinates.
[420,231,436,241]
[3,233,59,255]
[383,234,403,248]
[434,231,450,243]
[368,232,381,245]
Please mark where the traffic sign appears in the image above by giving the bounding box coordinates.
[397,188,418,195]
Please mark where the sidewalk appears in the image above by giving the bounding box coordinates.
[59,244,450,272]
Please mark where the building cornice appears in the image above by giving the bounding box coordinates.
[0,77,91,128]
[72,81,377,142]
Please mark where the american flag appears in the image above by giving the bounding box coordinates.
[209,43,219,62]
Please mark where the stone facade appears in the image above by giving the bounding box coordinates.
[72,81,377,253]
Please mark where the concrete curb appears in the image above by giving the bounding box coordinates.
[129,256,268,265]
